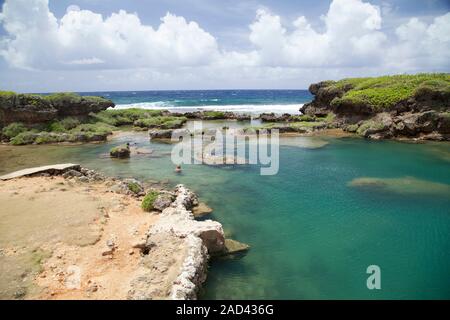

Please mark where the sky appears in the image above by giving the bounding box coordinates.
[0,0,449,92]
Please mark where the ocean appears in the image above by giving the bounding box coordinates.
[78,90,312,114]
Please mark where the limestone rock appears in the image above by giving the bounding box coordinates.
[192,202,213,218]
[110,145,130,158]
[153,193,175,211]
[222,239,250,255]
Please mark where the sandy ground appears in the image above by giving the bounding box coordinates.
[0,175,185,300]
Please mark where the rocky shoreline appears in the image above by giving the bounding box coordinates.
[0,165,248,300]
[300,76,450,141]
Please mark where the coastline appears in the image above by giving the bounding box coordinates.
[0,165,242,300]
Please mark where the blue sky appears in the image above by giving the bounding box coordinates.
[0,0,449,92]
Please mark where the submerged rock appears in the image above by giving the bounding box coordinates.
[278,137,329,149]
[222,239,250,255]
[192,202,213,218]
[349,176,450,196]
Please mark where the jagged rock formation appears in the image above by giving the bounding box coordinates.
[300,74,450,140]
[0,92,114,126]
[128,185,225,300]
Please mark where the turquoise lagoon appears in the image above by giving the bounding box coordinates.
[1,124,449,300]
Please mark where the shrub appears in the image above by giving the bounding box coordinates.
[71,123,115,135]
[48,121,66,133]
[59,117,80,130]
[160,118,187,129]
[141,191,159,212]
[2,122,27,139]
[91,109,164,126]
[127,182,142,194]
[203,111,226,119]
[10,131,38,145]
[327,73,450,111]
[134,116,186,129]
[45,92,82,105]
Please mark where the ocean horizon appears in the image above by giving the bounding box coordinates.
[73,89,313,114]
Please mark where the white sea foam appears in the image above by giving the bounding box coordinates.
[113,102,302,115]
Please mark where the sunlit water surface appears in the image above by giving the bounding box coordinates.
[1,124,449,299]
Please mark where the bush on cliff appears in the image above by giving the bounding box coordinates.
[2,122,27,139]
[329,73,450,111]
[141,191,160,212]
[45,92,82,105]
[45,92,110,106]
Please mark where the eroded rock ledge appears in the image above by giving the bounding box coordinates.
[128,185,225,300]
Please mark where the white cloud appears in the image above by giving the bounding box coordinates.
[0,0,219,69]
[245,0,449,70]
[247,0,387,67]
[0,0,449,91]
[386,13,450,70]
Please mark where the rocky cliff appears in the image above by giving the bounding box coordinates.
[300,74,450,140]
[0,92,114,126]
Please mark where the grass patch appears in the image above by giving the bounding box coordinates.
[70,123,115,135]
[327,73,450,111]
[141,191,159,212]
[203,111,226,118]
[127,182,142,194]
[133,116,187,129]
[90,109,164,126]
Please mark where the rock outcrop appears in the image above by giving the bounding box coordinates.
[300,76,450,141]
[110,145,131,158]
[128,185,225,300]
[0,92,114,126]
[173,111,251,121]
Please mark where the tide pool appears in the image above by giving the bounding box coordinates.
[1,130,449,299]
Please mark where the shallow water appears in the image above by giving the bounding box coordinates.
[1,127,449,299]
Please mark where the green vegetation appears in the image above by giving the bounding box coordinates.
[127,182,142,194]
[71,123,114,135]
[10,131,38,145]
[110,144,130,158]
[328,73,450,111]
[203,111,226,118]
[133,116,187,129]
[289,121,325,129]
[57,117,80,130]
[90,108,164,126]
[141,191,159,212]
[2,122,27,139]
[30,248,52,273]
[44,92,109,106]
[0,90,16,98]
[356,119,385,136]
